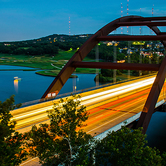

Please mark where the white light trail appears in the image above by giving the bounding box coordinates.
[12,77,155,121]
[81,77,155,103]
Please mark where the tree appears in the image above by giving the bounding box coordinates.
[26,95,94,166]
[95,126,162,166]
[0,95,27,166]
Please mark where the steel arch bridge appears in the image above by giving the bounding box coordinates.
[42,15,166,133]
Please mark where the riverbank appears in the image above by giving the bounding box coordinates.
[0,69,37,71]
[0,52,97,77]
[0,65,98,104]
[0,53,153,80]
[35,70,78,78]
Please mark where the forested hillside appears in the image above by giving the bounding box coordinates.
[0,34,92,56]
[0,34,164,78]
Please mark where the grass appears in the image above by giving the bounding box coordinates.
[36,70,78,78]
[0,52,147,83]
[0,51,97,76]
[76,68,97,74]
[0,51,143,81]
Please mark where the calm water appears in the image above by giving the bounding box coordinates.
[0,65,166,153]
[146,111,166,153]
[0,65,98,104]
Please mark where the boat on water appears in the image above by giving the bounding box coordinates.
[14,77,21,81]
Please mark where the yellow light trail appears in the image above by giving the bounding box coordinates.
[81,77,155,105]
[12,75,163,133]
[12,77,155,121]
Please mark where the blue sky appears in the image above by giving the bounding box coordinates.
[0,0,166,42]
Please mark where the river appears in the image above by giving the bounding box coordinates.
[0,65,166,153]
[0,65,99,104]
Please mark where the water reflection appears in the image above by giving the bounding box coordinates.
[0,66,97,104]
[14,79,18,93]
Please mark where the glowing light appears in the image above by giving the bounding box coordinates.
[68,48,73,51]
[117,60,125,63]
[133,41,145,45]
[107,42,113,46]
[12,77,155,122]
[14,79,18,93]
[81,77,155,105]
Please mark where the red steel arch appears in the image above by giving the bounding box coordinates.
[42,15,166,133]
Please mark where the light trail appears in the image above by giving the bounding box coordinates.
[84,82,166,136]
[86,104,144,134]
[88,87,150,115]
[81,77,155,105]
[13,75,165,133]
[12,106,53,121]
[12,77,155,121]
[85,89,149,126]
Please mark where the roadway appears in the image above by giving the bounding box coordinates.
[11,74,166,136]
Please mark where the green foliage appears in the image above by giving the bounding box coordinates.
[101,69,122,77]
[26,95,94,166]
[0,42,59,56]
[161,152,166,165]
[0,95,27,166]
[95,126,162,166]
[0,34,92,56]
[94,69,122,83]
[131,70,150,76]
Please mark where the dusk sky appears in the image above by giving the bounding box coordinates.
[1,0,166,42]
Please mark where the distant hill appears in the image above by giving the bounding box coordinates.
[0,34,94,56]
[0,33,151,57]
[39,34,93,43]
[36,33,128,43]
[1,33,129,44]
[0,34,93,44]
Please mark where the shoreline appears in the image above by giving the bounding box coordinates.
[0,69,37,71]
[0,64,80,78]
[0,64,96,77]
[35,71,78,78]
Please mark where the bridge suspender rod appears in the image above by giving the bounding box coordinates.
[97,35,166,41]
[72,62,160,71]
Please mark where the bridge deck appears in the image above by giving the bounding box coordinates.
[11,74,166,136]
